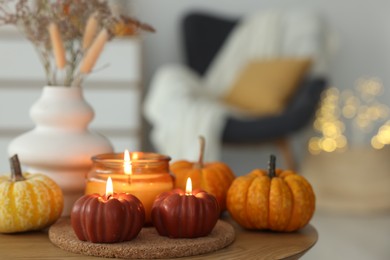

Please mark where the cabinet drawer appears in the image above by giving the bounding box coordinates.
[0,137,16,174]
[0,85,140,130]
[0,87,39,128]
[87,38,142,82]
[85,87,141,130]
[0,40,43,80]
[0,135,141,174]
[0,37,141,82]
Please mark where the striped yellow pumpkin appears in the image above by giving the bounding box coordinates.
[0,155,63,233]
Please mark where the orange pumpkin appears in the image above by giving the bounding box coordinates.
[227,155,315,232]
[170,136,235,212]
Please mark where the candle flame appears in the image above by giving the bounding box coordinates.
[106,177,113,197]
[185,177,192,195]
[124,149,131,175]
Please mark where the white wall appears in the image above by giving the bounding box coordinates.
[130,0,390,98]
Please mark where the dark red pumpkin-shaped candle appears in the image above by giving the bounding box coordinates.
[152,177,220,238]
[71,177,145,243]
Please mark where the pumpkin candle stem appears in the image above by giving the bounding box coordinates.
[268,154,276,178]
[195,136,206,169]
[9,154,25,182]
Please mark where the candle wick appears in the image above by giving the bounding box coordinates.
[107,194,112,200]
[127,174,132,185]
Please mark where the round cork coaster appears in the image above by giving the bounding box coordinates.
[49,218,235,259]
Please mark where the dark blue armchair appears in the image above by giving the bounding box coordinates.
[182,11,327,169]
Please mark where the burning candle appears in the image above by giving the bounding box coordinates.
[85,151,174,224]
[71,177,145,243]
[185,177,192,195]
[124,149,132,176]
[151,178,220,238]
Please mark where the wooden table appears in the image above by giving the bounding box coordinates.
[0,217,317,260]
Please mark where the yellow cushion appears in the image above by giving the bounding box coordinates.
[223,58,312,116]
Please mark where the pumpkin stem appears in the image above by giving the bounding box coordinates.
[10,154,26,182]
[268,154,276,178]
[195,136,206,168]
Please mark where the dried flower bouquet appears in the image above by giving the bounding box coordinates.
[0,0,154,86]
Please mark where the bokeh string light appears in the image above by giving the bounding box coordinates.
[309,77,389,154]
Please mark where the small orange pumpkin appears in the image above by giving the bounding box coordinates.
[227,155,315,232]
[170,136,235,212]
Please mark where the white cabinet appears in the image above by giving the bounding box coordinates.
[0,34,143,174]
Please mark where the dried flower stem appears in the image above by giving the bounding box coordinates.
[34,44,54,85]
[65,42,82,86]
[79,28,109,74]
[82,12,98,50]
[48,22,66,69]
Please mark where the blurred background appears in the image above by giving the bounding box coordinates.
[110,1,390,259]
[1,0,390,259]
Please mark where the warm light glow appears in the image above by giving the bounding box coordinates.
[321,138,337,152]
[124,149,131,175]
[185,177,192,195]
[106,177,113,197]
[323,122,339,137]
[371,121,390,150]
[371,136,384,150]
[308,137,321,155]
[308,78,390,154]
[335,135,347,148]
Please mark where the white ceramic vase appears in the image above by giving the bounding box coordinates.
[8,86,113,216]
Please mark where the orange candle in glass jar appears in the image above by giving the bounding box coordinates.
[85,150,174,224]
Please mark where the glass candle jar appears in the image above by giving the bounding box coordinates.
[85,152,174,224]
